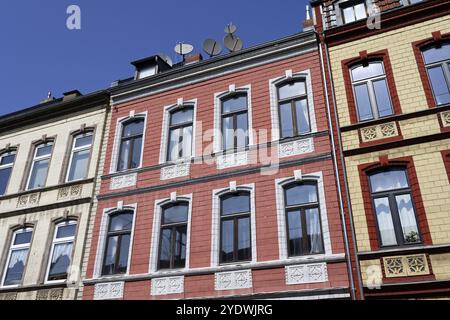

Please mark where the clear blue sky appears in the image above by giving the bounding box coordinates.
[0,0,309,116]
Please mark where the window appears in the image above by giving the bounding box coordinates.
[2,228,33,287]
[221,94,249,151]
[102,211,133,275]
[167,107,194,162]
[284,182,324,256]
[67,132,93,182]
[0,150,16,196]
[422,41,450,105]
[117,118,144,172]
[158,203,188,270]
[350,61,394,122]
[277,80,311,138]
[27,142,53,190]
[220,192,251,263]
[341,1,368,24]
[369,168,421,247]
[46,221,77,282]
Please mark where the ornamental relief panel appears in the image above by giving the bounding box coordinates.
[216,151,248,170]
[215,270,253,291]
[441,111,450,127]
[36,288,64,300]
[161,163,190,181]
[110,173,137,190]
[17,192,41,208]
[383,254,430,278]
[57,185,83,201]
[278,138,314,158]
[94,282,124,300]
[285,263,328,285]
[360,122,399,143]
[151,276,184,296]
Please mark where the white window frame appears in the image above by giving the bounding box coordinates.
[45,220,77,284]
[93,203,137,279]
[269,70,317,142]
[149,194,193,273]
[26,142,53,191]
[66,132,94,183]
[1,227,33,288]
[109,112,148,174]
[0,150,16,196]
[159,100,197,164]
[213,85,254,154]
[211,183,257,267]
[274,172,332,261]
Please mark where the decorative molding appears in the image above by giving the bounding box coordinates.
[151,276,184,296]
[383,254,430,278]
[58,185,83,200]
[285,263,328,285]
[160,163,190,180]
[17,192,41,208]
[215,269,253,291]
[94,281,124,300]
[0,292,18,300]
[360,121,399,143]
[441,111,450,127]
[110,173,137,190]
[216,151,248,170]
[278,138,314,158]
[36,288,64,300]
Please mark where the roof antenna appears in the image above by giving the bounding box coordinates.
[174,42,194,63]
[47,91,52,99]
[223,22,243,53]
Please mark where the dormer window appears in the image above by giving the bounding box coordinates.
[137,65,156,79]
[131,55,171,80]
[341,0,368,24]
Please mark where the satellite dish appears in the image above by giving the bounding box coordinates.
[174,43,194,56]
[203,39,222,57]
[224,23,237,34]
[157,53,173,67]
[224,34,243,52]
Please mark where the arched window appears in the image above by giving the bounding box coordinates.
[1,228,33,287]
[421,41,450,105]
[67,132,93,182]
[0,150,16,196]
[46,220,77,282]
[27,141,53,190]
[283,182,324,256]
[158,202,188,270]
[220,192,251,263]
[102,210,133,275]
[167,107,194,162]
[368,168,421,247]
[221,94,249,151]
[277,80,311,138]
[350,61,393,122]
[117,118,144,172]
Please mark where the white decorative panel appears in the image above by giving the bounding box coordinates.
[94,282,124,300]
[215,270,253,291]
[17,193,41,208]
[160,163,190,180]
[110,173,137,190]
[285,263,328,285]
[278,138,314,158]
[151,276,184,296]
[216,151,248,170]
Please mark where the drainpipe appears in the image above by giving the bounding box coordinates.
[316,32,364,300]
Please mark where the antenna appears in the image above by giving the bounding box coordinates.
[224,34,243,52]
[224,22,237,34]
[203,39,222,57]
[174,42,194,62]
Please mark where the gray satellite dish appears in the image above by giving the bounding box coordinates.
[158,53,173,67]
[174,42,194,61]
[224,34,243,52]
[203,39,222,57]
[224,23,237,34]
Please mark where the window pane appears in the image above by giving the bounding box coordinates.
[48,242,73,280]
[351,63,384,82]
[14,231,32,245]
[4,249,28,286]
[306,208,324,254]
[222,116,234,150]
[222,95,247,113]
[343,7,355,23]
[354,3,367,20]
[278,82,306,100]
[163,204,188,224]
[221,193,250,215]
[103,236,118,275]
[171,108,194,125]
[56,224,76,239]
[396,194,420,244]
[28,159,49,189]
[236,113,248,148]
[373,79,393,117]
[422,43,450,64]
[0,167,12,195]
[123,120,144,138]
[237,217,251,261]
[36,145,52,157]
[130,137,143,169]
[374,197,397,246]
[354,83,374,121]
[109,212,133,232]
[427,66,450,105]
[182,125,193,158]
[117,140,131,171]
[220,219,234,263]
[168,128,181,161]
[287,210,302,256]
[159,228,172,269]
[174,226,187,268]
[0,153,15,166]
[117,234,130,273]
[369,169,409,192]
[68,149,90,181]
[74,135,93,148]
[285,184,318,206]
[279,102,294,138]
[295,99,311,134]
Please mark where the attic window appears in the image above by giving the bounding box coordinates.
[137,65,156,79]
[340,1,368,24]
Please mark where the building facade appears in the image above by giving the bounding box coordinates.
[312,0,450,299]
[0,91,109,300]
[81,31,355,300]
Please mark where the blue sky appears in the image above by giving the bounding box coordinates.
[0,0,309,115]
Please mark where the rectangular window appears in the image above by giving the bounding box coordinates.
[341,1,368,24]
[27,142,53,190]
[0,151,16,196]
[67,133,93,182]
[2,228,33,287]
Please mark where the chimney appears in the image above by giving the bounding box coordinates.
[63,90,82,101]
[303,5,314,31]
[184,53,203,65]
